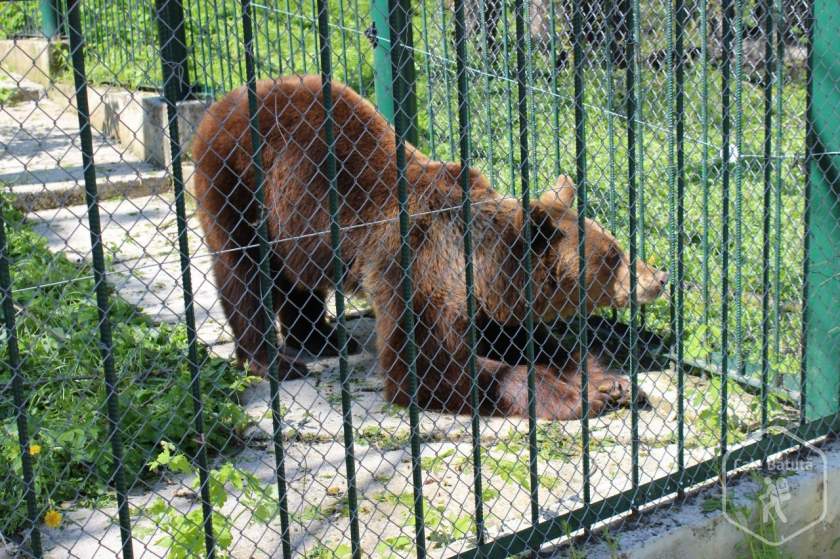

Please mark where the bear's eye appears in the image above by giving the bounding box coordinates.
[604,247,623,269]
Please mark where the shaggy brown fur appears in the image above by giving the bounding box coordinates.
[192,75,668,419]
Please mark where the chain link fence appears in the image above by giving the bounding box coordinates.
[1,0,837,557]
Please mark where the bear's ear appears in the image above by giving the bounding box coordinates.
[529,205,564,251]
[539,175,576,215]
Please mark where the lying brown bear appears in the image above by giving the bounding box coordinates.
[192,75,668,420]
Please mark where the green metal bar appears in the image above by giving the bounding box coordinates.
[451,412,840,559]
[804,0,840,420]
[283,0,295,76]
[297,1,308,73]
[271,1,285,77]
[701,0,710,335]
[720,0,734,456]
[674,0,686,491]
[125,0,140,82]
[734,0,745,386]
[0,206,42,558]
[231,0,248,82]
[39,0,60,37]
[633,0,646,303]
[760,0,774,464]
[156,0,190,100]
[210,0,233,92]
[65,2,134,556]
[239,2,293,555]
[309,0,319,74]
[350,0,365,94]
[572,0,591,522]
[452,0,484,545]
[773,0,784,360]
[336,0,349,84]
[627,0,640,508]
[605,0,617,233]
[667,0,677,380]
[478,0,495,187]
[502,0,516,196]
[374,0,417,145]
[387,1,426,556]
[188,0,213,94]
[154,1,216,555]
[513,0,540,547]
[251,3,263,77]
[316,3,362,557]
[549,0,560,175]
[419,1,437,155]
[438,0,457,157]
[800,0,814,425]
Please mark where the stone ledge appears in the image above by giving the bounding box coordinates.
[1,38,212,169]
[49,82,211,168]
[0,37,66,87]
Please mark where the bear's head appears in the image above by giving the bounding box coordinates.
[526,175,668,320]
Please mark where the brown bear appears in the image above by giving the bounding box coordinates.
[192,75,668,420]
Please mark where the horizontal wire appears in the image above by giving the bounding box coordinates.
[10,199,488,295]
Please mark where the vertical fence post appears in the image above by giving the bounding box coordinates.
[760,0,774,467]
[571,0,591,526]
[452,0,485,547]
[549,0,561,176]
[64,2,134,556]
[418,3,438,155]
[625,0,641,507]
[238,2,293,556]
[673,0,687,492]
[632,0,646,320]
[315,3,363,558]
[154,1,216,555]
[804,0,840,421]
[773,0,784,361]
[157,0,191,100]
[373,0,417,145]
[700,0,710,334]
[0,210,43,558]
[734,0,745,387]
[387,1,426,556]
[719,0,734,459]
[39,0,61,37]
[512,0,541,549]
[605,0,617,234]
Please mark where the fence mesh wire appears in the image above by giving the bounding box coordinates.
[0,0,837,557]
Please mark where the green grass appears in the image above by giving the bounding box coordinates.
[0,200,255,535]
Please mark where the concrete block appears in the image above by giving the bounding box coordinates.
[48,82,211,167]
[141,95,213,167]
[0,38,66,86]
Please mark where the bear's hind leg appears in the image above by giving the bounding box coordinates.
[279,286,360,357]
[213,251,308,379]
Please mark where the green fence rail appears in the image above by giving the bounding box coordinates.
[0,0,837,557]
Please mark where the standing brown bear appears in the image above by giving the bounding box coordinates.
[192,75,668,420]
